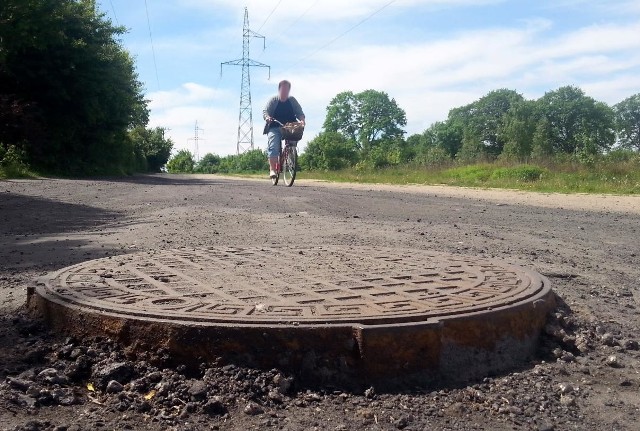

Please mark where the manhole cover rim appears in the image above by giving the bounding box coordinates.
[35,246,551,327]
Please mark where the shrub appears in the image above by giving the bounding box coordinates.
[444,165,494,182]
[0,144,32,178]
[197,153,222,174]
[302,132,358,171]
[604,148,637,163]
[491,165,546,182]
[166,149,195,173]
[415,146,452,166]
[217,150,268,173]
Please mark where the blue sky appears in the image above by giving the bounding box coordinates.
[99,0,640,157]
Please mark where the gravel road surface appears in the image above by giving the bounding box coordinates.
[1,175,639,430]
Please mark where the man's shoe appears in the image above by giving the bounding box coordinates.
[269,169,277,178]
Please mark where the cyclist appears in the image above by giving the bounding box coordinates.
[263,80,305,179]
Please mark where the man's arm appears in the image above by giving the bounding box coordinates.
[290,97,305,124]
[263,97,277,121]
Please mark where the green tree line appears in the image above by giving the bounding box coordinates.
[166,149,268,174]
[300,87,640,171]
[0,0,172,177]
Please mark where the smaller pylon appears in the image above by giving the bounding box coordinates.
[187,121,205,162]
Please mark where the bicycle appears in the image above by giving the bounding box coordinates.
[271,120,303,187]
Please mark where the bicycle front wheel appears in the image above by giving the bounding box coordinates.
[283,146,297,187]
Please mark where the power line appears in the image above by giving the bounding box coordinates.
[257,0,284,33]
[144,0,161,90]
[108,0,119,25]
[279,0,321,37]
[256,0,321,60]
[282,0,398,73]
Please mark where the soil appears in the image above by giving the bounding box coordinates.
[1,174,639,431]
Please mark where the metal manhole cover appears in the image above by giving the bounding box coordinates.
[36,246,549,326]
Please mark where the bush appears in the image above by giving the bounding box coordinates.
[604,148,638,163]
[491,165,546,182]
[196,153,222,173]
[302,132,358,171]
[217,149,268,174]
[360,146,392,169]
[414,146,452,166]
[167,149,195,173]
[444,165,494,182]
[0,144,32,178]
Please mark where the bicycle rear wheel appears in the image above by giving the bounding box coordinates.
[283,145,297,187]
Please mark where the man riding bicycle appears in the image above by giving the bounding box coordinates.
[263,80,305,179]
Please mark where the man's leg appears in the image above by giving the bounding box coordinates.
[267,128,282,178]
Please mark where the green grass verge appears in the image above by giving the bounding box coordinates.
[299,163,640,195]
[0,165,38,179]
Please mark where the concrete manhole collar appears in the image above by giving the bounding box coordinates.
[30,246,555,386]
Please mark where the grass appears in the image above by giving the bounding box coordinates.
[299,161,640,195]
[0,164,38,179]
[4,155,638,195]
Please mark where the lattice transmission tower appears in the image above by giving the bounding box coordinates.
[187,121,204,162]
[221,8,271,154]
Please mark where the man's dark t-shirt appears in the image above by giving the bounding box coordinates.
[271,100,296,129]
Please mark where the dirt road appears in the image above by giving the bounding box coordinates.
[1,175,639,430]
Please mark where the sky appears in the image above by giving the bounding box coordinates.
[99,0,640,158]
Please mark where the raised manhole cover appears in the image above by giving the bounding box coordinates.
[30,247,555,387]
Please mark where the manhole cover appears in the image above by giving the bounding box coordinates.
[30,247,555,386]
[35,246,546,325]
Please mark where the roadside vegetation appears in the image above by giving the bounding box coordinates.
[303,153,640,194]
[0,0,173,178]
[166,149,268,175]
[168,88,639,194]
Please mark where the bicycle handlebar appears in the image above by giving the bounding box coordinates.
[271,119,304,127]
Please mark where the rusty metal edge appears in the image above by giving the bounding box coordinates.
[27,274,556,388]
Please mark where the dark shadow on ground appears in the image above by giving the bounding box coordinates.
[0,193,123,237]
[0,193,128,272]
[79,174,232,186]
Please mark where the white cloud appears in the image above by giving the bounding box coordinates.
[148,83,229,110]
[180,0,505,24]
[147,83,243,158]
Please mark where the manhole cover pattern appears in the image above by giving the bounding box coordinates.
[40,247,547,325]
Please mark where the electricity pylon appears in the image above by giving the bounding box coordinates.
[187,121,204,162]
[221,7,271,154]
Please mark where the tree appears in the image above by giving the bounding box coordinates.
[531,118,553,160]
[129,127,173,172]
[0,0,149,174]
[499,100,539,160]
[537,86,615,155]
[323,91,358,142]
[456,129,485,163]
[323,90,407,152]
[450,89,524,155]
[422,120,464,158]
[579,101,616,156]
[301,131,358,171]
[197,153,222,173]
[614,94,640,151]
[405,133,424,151]
[167,150,195,173]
